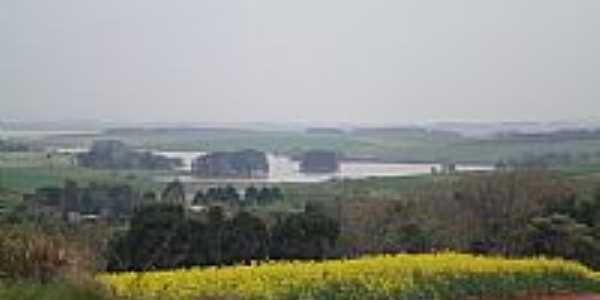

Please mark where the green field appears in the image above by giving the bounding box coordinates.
[0,152,161,211]
[4,127,600,216]
[29,128,600,165]
[280,174,453,205]
[0,167,158,193]
[2,149,600,215]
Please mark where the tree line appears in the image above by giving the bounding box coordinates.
[106,202,339,271]
[4,169,600,275]
[108,170,600,271]
[332,170,600,269]
[193,185,284,206]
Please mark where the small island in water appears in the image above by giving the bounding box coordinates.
[191,149,269,178]
[77,140,182,170]
[300,150,340,173]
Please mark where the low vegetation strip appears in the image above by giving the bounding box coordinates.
[98,253,600,300]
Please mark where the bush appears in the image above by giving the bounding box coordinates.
[0,225,95,283]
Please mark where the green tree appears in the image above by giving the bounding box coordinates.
[257,187,272,205]
[244,186,259,206]
[161,179,185,205]
[270,207,340,260]
[224,185,240,203]
[143,191,157,202]
[205,206,226,265]
[63,180,80,214]
[205,187,219,203]
[109,185,135,218]
[107,203,187,271]
[526,214,599,268]
[222,211,269,264]
[193,190,205,205]
[270,187,284,201]
[576,187,600,227]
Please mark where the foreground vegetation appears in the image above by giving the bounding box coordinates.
[4,217,599,300]
[4,127,600,299]
[0,281,111,300]
[0,224,112,300]
[99,254,600,300]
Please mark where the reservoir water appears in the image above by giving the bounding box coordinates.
[57,148,492,183]
[154,151,492,184]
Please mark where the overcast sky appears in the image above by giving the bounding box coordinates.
[2,1,599,124]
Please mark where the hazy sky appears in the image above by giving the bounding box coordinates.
[2,1,599,124]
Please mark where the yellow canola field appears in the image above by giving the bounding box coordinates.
[98,253,600,300]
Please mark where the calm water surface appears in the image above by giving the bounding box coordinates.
[57,148,491,183]
[155,152,492,183]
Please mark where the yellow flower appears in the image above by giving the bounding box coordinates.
[97,253,599,300]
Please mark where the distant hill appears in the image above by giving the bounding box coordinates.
[351,126,461,138]
[103,127,256,136]
[428,121,600,138]
[495,129,600,143]
[305,127,346,135]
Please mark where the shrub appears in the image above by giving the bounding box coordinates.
[0,225,95,283]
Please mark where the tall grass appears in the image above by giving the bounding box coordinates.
[0,224,96,283]
[0,224,113,300]
[0,280,111,300]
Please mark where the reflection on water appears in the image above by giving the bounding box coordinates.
[155,152,491,183]
[157,151,207,171]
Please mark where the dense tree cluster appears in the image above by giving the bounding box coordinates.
[107,203,339,271]
[334,170,600,269]
[0,139,29,152]
[498,151,600,169]
[193,185,284,206]
[191,149,269,178]
[527,188,600,267]
[497,129,600,143]
[299,150,340,173]
[22,180,141,222]
[9,167,600,273]
[161,180,186,204]
[77,140,182,170]
[106,170,600,271]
